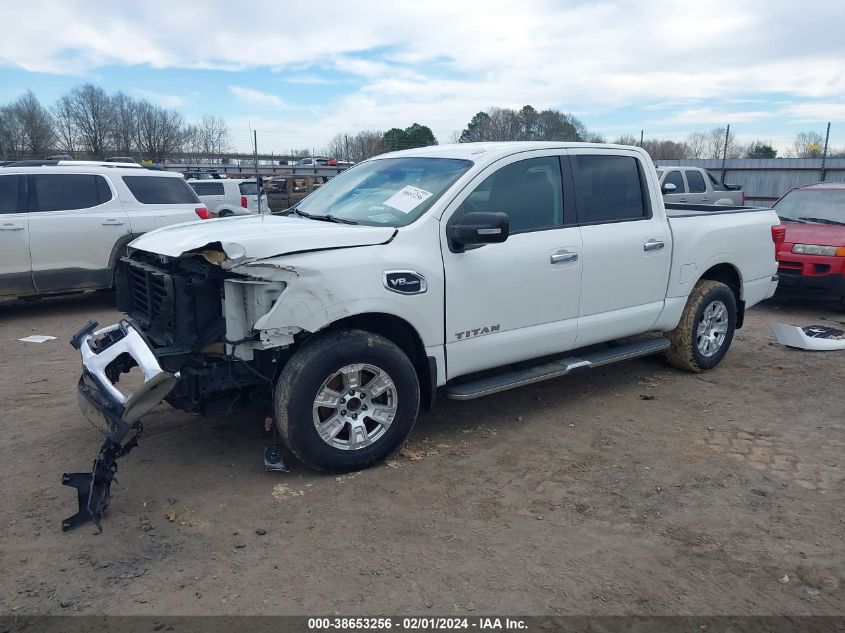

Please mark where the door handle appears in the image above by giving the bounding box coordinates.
[643,239,665,252]
[550,251,578,264]
[679,198,688,203]
[702,197,710,201]
[0,223,24,231]
[102,218,125,225]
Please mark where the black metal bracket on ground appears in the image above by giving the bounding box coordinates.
[263,416,288,472]
[61,424,142,533]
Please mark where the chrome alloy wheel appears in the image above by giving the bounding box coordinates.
[311,364,398,450]
[697,300,729,357]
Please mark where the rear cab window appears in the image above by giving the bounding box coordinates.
[571,154,651,224]
[123,176,200,204]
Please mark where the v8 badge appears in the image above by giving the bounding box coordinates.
[383,271,427,295]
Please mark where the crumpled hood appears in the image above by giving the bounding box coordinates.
[128,215,396,259]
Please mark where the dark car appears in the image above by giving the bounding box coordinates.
[773,182,845,311]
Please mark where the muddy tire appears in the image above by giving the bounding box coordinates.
[274,329,420,473]
[665,280,737,372]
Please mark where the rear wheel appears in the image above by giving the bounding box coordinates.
[218,209,234,218]
[666,280,737,372]
[274,329,420,472]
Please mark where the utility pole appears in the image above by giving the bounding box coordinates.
[253,129,263,215]
[345,134,350,163]
[720,124,730,183]
[639,130,644,147]
[820,122,831,182]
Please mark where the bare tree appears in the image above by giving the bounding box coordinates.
[791,131,825,158]
[66,83,115,158]
[52,95,80,156]
[685,132,707,158]
[614,134,640,147]
[0,105,24,159]
[181,124,202,161]
[7,90,55,156]
[324,133,348,160]
[348,130,385,162]
[702,127,741,160]
[134,100,185,163]
[197,114,230,157]
[644,139,689,160]
[111,92,137,156]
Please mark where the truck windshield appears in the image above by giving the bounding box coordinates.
[774,189,845,224]
[296,157,473,226]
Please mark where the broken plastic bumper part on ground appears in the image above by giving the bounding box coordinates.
[63,320,178,532]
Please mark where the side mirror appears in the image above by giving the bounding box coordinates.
[448,212,509,252]
[662,182,677,194]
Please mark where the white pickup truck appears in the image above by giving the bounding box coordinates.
[64,142,782,530]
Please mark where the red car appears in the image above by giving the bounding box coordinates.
[774,182,845,311]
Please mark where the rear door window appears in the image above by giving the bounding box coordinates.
[663,170,686,193]
[123,176,200,204]
[572,154,651,223]
[31,174,111,212]
[685,170,707,193]
[0,174,23,213]
[190,182,225,196]
[239,182,260,196]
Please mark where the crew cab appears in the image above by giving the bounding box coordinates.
[773,182,845,311]
[0,161,209,299]
[65,143,782,530]
[656,166,744,205]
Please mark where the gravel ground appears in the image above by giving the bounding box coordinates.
[0,293,843,615]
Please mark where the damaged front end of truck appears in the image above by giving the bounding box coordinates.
[62,217,396,532]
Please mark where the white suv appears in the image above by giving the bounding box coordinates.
[187,178,264,217]
[0,160,209,299]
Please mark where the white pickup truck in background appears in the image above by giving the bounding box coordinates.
[65,142,782,530]
[657,165,744,205]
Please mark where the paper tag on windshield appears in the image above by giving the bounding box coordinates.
[383,186,433,214]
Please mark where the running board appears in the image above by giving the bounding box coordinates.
[446,337,670,400]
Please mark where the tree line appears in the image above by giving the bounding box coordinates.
[614,128,845,160]
[4,83,840,164]
[0,83,230,163]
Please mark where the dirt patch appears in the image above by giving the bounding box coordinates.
[0,292,843,615]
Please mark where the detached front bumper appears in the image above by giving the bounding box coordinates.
[75,320,179,430]
[62,320,179,532]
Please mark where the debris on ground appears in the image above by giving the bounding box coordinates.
[271,483,306,500]
[771,322,845,350]
[17,335,57,343]
[399,446,425,461]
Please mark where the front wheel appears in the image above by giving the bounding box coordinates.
[274,329,420,472]
[665,280,737,372]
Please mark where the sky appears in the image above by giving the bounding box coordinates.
[1,0,844,155]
